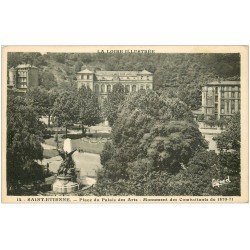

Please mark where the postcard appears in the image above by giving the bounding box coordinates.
[1,46,248,203]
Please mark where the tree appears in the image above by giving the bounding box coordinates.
[97,90,207,195]
[104,83,126,126]
[214,113,241,195]
[8,52,47,68]
[38,70,57,90]
[177,84,202,110]
[74,60,83,73]
[26,87,49,116]
[47,88,61,126]
[163,150,219,196]
[26,87,59,127]
[77,86,102,135]
[51,90,79,137]
[7,92,45,192]
[215,112,240,152]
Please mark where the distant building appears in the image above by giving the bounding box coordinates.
[76,69,153,103]
[202,81,241,120]
[8,64,39,93]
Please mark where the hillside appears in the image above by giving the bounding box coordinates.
[7,52,240,109]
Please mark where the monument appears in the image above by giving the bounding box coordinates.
[52,138,79,194]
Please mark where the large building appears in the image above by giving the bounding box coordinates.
[8,64,39,93]
[202,80,241,120]
[76,69,153,103]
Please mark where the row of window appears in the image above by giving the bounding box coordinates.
[206,92,240,103]
[80,75,92,80]
[94,84,151,93]
[221,86,240,91]
[212,86,240,92]
[18,77,27,82]
[17,84,27,88]
[18,71,27,77]
[206,99,240,107]
[221,92,240,98]
[205,106,240,115]
[80,75,152,81]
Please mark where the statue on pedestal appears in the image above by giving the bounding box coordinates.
[57,149,77,177]
[52,138,79,194]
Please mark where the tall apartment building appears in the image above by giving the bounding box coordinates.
[8,64,39,93]
[202,81,241,120]
[76,69,153,103]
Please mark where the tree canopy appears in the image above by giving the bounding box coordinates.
[7,92,45,191]
[214,113,241,195]
[215,112,240,152]
[51,90,79,136]
[103,83,126,126]
[77,86,102,134]
[97,90,208,195]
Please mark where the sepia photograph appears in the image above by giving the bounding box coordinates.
[1,1,250,250]
[1,46,248,203]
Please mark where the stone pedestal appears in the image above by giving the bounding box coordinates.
[52,175,79,194]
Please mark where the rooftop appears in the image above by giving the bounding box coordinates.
[77,69,94,74]
[95,71,139,77]
[207,81,240,86]
[16,64,38,69]
[77,69,152,76]
[138,69,152,75]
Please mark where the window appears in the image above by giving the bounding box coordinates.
[231,92,235,98]
[132,85,137,92]
[221,92,224,98]
[207,108,213,115]
[140,85,144,90]
[125,85,130,93]
[215,103,218,114]
[107,85,111,92]
[146,84,150,90]
[231,100,235,109]
[207,99,213,106]
[101,84,105,93]
[87,75,89,80]
[215,96,218,102]
[94,85,99,93]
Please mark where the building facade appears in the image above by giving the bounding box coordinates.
[202,81,241,120]
[8,64,39,93]
[76,69,153,103]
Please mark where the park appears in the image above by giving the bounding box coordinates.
[6,52,241,196]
